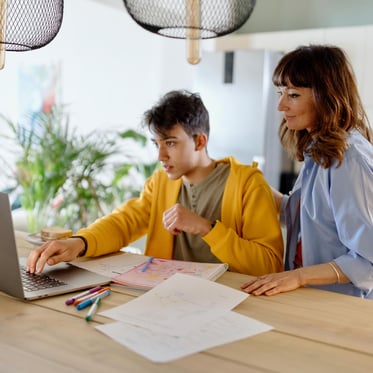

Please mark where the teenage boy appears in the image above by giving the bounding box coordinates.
[27,90,283,276]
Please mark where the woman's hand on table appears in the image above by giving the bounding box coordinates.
[241,270,303,296]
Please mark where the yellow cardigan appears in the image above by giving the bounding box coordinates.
[77,157,284,276]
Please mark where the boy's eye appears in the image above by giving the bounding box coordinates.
[289,93,300,99]
[166,141,175,146]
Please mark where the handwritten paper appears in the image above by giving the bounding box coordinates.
[99,273,248,335]
[96,274,272,362]
[96,311,273,363]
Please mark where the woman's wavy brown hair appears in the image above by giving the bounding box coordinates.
[273,44,373,168]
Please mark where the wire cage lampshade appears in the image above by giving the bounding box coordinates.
[0,0,64,69]
[122,0,256,64]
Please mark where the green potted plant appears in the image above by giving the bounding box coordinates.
[0,104,158,232]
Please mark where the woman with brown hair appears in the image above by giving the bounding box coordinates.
[241,44,373,299]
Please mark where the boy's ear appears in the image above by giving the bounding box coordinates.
[194,133,208,151]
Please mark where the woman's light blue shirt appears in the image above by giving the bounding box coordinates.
[281,130,373,299]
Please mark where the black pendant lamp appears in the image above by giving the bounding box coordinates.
[0,0,64,69]
[123,0,256,64]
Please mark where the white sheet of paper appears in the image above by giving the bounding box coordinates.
[70,251,148,277]
[96,311,273,363]
[99,273,248,335]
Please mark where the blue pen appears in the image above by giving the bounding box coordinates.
[76,289,111,310]
[141,256,154,272]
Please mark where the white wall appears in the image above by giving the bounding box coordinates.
[0,0,196,134]
[3,2,371,140]
[213,25,373,123]
[0,0,204,195]
[0,0,203,198]
[192,50,266,162]
[1,1,372,174]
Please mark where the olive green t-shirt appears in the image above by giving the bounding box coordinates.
[173,163,230,263]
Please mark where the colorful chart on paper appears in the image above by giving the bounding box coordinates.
[112,258,228,290]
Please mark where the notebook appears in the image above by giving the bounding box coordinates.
[0,192,110,300]
[112,257,229,290]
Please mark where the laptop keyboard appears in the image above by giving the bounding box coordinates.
[21,266,67,291]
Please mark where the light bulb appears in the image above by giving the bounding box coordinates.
[186,0,201,65]
[0,0,6,70]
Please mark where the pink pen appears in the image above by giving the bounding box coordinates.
[65,286,102,305]
[73,287,111,306]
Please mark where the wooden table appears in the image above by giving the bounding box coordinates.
[2,233,373,372]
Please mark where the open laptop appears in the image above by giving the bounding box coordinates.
[0,192,110,300]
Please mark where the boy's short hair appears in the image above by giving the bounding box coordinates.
[142,90,210,139]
